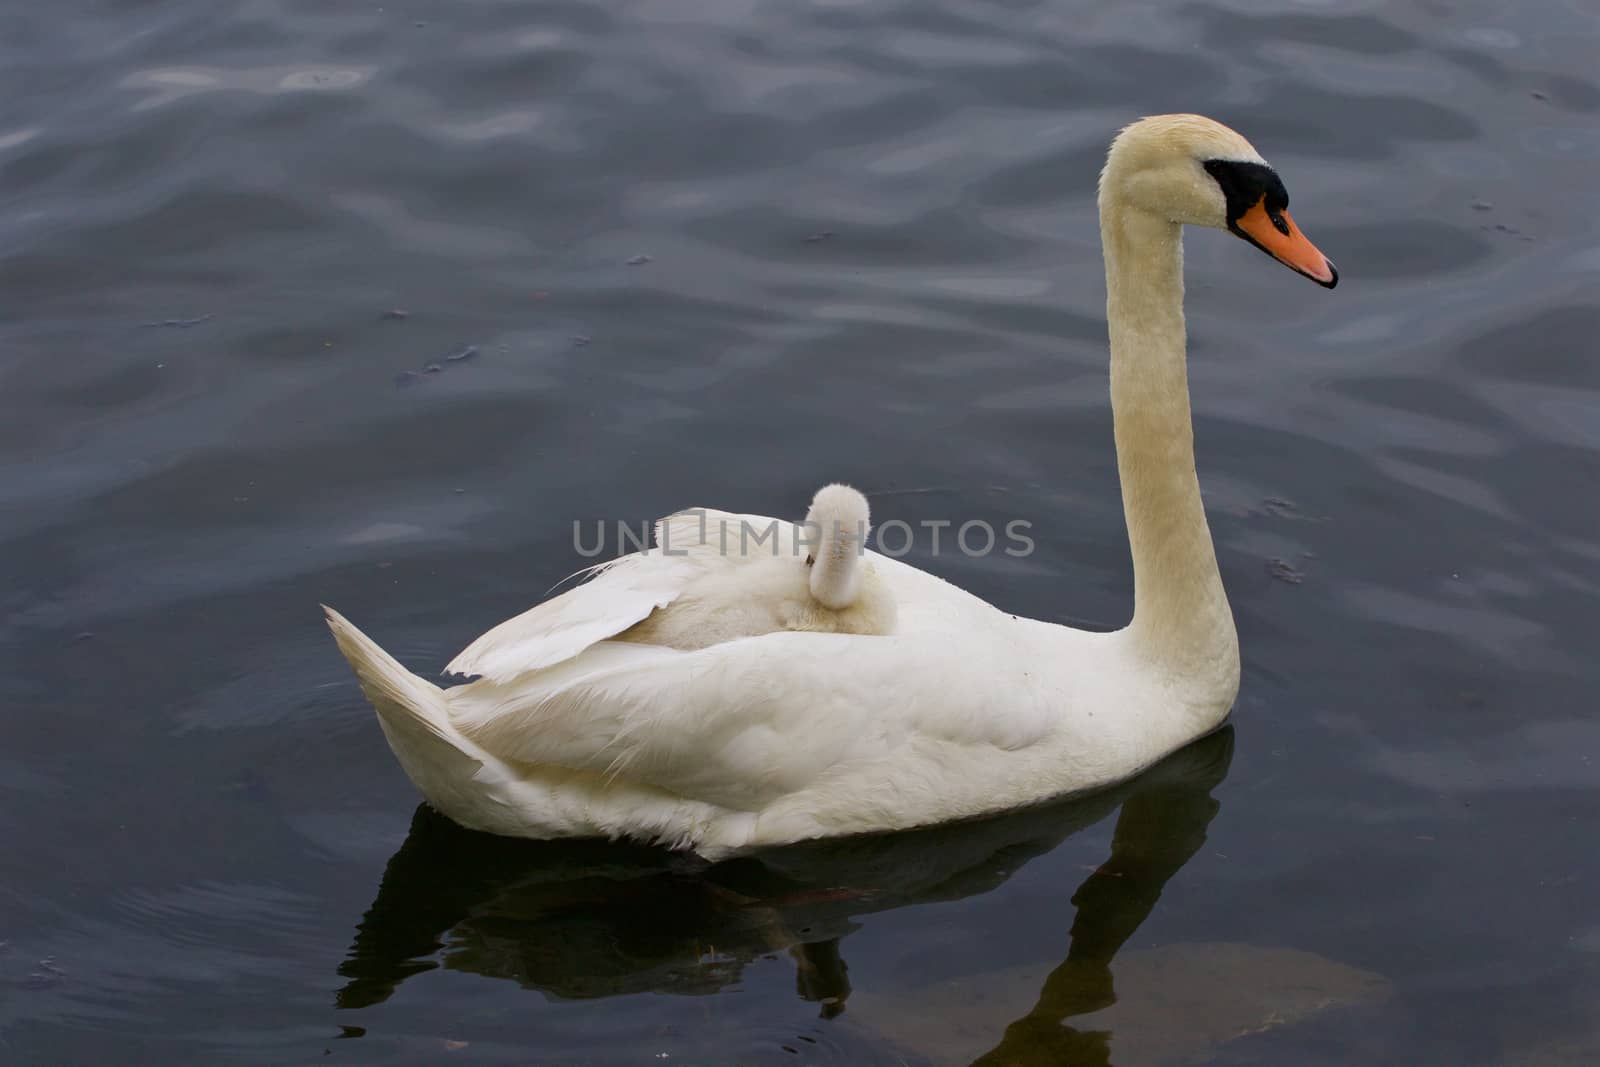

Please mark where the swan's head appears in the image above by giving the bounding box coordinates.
[1100,113,1337,288]
[803,483,871,610]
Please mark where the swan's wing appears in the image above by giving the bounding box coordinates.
[442,549,693,682]
[450,630,1055,813]
[444,508,805,683]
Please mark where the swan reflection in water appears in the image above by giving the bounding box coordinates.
[336,728,1375,1063]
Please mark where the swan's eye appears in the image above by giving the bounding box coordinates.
[805,555,815,566]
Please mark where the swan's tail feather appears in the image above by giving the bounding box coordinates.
[323,606,452,738]
[322,607,483,789]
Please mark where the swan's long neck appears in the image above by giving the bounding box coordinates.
[1099,198,1239,689]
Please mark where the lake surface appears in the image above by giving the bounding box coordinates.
[3,0,1597,1063]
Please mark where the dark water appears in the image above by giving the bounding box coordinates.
[3,0,1597,1063]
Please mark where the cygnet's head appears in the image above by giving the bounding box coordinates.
[803,483,871,610]
[1099,113,1337,288]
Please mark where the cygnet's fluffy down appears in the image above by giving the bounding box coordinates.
[616,483,896,650]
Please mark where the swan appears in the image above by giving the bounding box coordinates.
[609,482,897,649]
[801,482,876,610]
[324,114,1336,859]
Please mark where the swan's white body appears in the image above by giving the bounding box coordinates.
[326,115,1336,859]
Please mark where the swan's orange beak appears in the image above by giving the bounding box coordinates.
[1232,197,1338,288]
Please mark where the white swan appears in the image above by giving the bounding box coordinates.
[325,114,1336,859]
[802,482,875,610]
[608,482,897,649]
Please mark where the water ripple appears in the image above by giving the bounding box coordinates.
[1,0,1597,1061]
